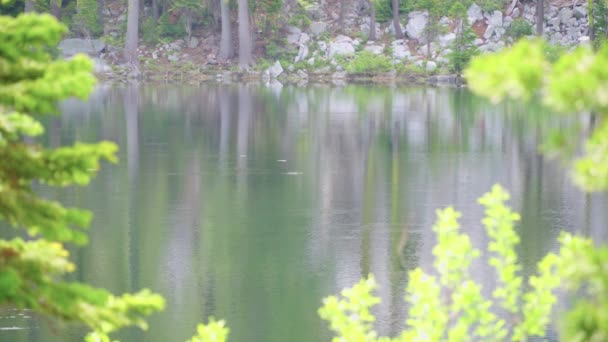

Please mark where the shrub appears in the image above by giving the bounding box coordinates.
[187,318,229,342]
[506,18,533,41]
[0,13,164,342]
[255,58,273,71]
[345,51,393,74]
[395,62,426,75]
[158,12,187,38]
[266,41,280,59]
[287,11,311,28]
[448,26,479,73]
[477,0,506,12]
[375,0,410,23]
[320,185,608,341]
[72,0,102,37]
[543,43,567,63]
[143,17,161,45]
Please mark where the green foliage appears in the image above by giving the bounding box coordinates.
[506,18,532,41]
[254,57,273,71]
[465,34,608,341]
[319,185,567,342]
[143,16,161,45]
[573,120,608,191]
[287,7,312,29]
[256,0,281,17]
[345,51,394,74]
[395,62,425,75]
[465,39,545,103]
[466,40,608,191]
[448,26,478,73]
[187,318,230,342]
[375,0,410,23]
[171,0,207,23]
[554,233,608,341]
[158,12,187,39]
[318,276,381,342]
[477,0,505,12]
[175,186,608,342]
[446,2,478,73]
[543,43,567,62]
[72,0,102,37]
[0,0,24,16]
[0,12,164,339]
[413,0,451,54]
[449,1,467,17]
[478,186,522,314]
[401,269,446,341]
[266,41,280,59]
[590,0,608,49]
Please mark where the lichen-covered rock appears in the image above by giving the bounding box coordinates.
[188,37,199,49]
[391,40,410,60]
[559,7,574,24]
[286,26,302,45]
[467,3,483,24]
[364,43,385,55]
[438,32,456,47]
[406,11,428,42]
[488,11,503,27]
[58,39,106,58]
[310,22,328,36]
[267,60,284,78]
[328,35,355,58]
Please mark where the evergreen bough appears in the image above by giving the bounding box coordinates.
[0,12,164,341]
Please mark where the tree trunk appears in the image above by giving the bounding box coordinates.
[536,0,544,35]
[219,0,233,60]
[24,0,35,12]
[50,0,61,18]
[98,0,104,33]
[589,0,595,42]
[125,0,139,66]
[339,0,347,33]
[152,0,159,21]
[456,18,463,73]
[138,0,144,27]
[369,0,377,41]
[392,0,404,38]
[238,0,252,67]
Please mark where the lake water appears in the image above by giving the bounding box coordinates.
[2,84,607,342]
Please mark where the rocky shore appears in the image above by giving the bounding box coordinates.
[60,1,590,85]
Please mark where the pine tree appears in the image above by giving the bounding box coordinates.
[0,13,164,341]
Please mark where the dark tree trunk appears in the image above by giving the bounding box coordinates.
[98,0,104,32]
[125,0,140,67]
[138,0,144,27]
[152,0,159,21]
[536,0,544,35]
[24,0,35,12]
[369,0,377,41]
[50,0,61,18]
[238,0,252,67]
[589,0,595,42]
[339,0,347,33]
[392,0,404,38]
[219,0,233,60]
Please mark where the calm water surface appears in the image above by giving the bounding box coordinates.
[2,84,607,342]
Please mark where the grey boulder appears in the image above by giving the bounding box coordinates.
[406,11,428,42]
[58,38,106,58]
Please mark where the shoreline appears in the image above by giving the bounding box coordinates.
[95,64,464,86]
